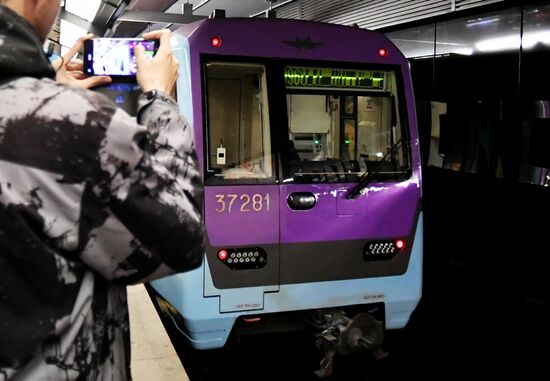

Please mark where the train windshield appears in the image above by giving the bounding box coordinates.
[204,61,410,184]
[282,65,411,183]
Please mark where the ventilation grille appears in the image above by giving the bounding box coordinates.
[455,0,504,11]
[276,1,301,19]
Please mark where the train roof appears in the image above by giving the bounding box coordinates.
[173,17,407,65]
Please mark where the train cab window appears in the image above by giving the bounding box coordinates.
[282,65,411,183]
[205,62,273,184]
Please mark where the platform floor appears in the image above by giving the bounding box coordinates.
[127,284,189,381]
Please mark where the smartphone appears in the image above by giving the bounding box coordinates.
[83,38,159,77]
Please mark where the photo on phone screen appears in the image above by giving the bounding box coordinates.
[83,38,158,76]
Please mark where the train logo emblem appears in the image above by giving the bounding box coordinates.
[283,36,324,50]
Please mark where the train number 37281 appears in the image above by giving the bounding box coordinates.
[215,194,271,213]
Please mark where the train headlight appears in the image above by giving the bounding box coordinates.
[216,247,267,270]
[363,239,406,261]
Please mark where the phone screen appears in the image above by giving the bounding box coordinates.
[83,38,158,76]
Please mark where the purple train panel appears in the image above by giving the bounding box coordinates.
[176,17,421,290]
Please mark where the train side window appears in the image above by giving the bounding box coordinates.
[205,62,273,184]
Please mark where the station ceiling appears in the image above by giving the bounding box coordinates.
[53,0,528,58]
[54,0,282,50]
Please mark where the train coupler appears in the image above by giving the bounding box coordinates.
[314,311,386,378]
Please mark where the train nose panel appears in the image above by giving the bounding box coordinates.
[203,185,281,312]
[336,188,367,215]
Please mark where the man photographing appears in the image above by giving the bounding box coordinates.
[0,1,205,380]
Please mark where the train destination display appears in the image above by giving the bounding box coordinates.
[285,66,385,90]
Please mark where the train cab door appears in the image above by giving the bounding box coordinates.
[278,65,411,285]
[202,61,280,313]
[278,92,368,285]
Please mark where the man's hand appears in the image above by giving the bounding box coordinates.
[53,34,112,89]
[135,30,179,95]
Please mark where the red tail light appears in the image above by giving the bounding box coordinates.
[378,48,388,57]
[211,37,222,47]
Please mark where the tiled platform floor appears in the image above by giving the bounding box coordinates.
[128,284,189,381]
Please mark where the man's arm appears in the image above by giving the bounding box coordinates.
[77,29,204,284]
[79,91,205,284]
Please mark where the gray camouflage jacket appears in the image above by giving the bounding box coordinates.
[0,5,204,380]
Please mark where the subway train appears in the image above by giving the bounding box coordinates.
[148,13,423,377]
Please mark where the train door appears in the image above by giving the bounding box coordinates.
[202,61,280,313]
[278,65,411,284]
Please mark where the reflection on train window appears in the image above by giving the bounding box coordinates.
[344,96,355,115]
[205,62,273,183]
[282,67,410,184]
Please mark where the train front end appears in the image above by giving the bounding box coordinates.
[151,17,422,358]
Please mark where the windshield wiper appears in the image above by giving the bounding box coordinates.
[346,138,409,199]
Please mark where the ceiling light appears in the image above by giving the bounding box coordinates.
[476,30,550,52]
[453,47,474,55]
[475,34,520,52]
[523,31,550,49]
[65,0,102,22]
